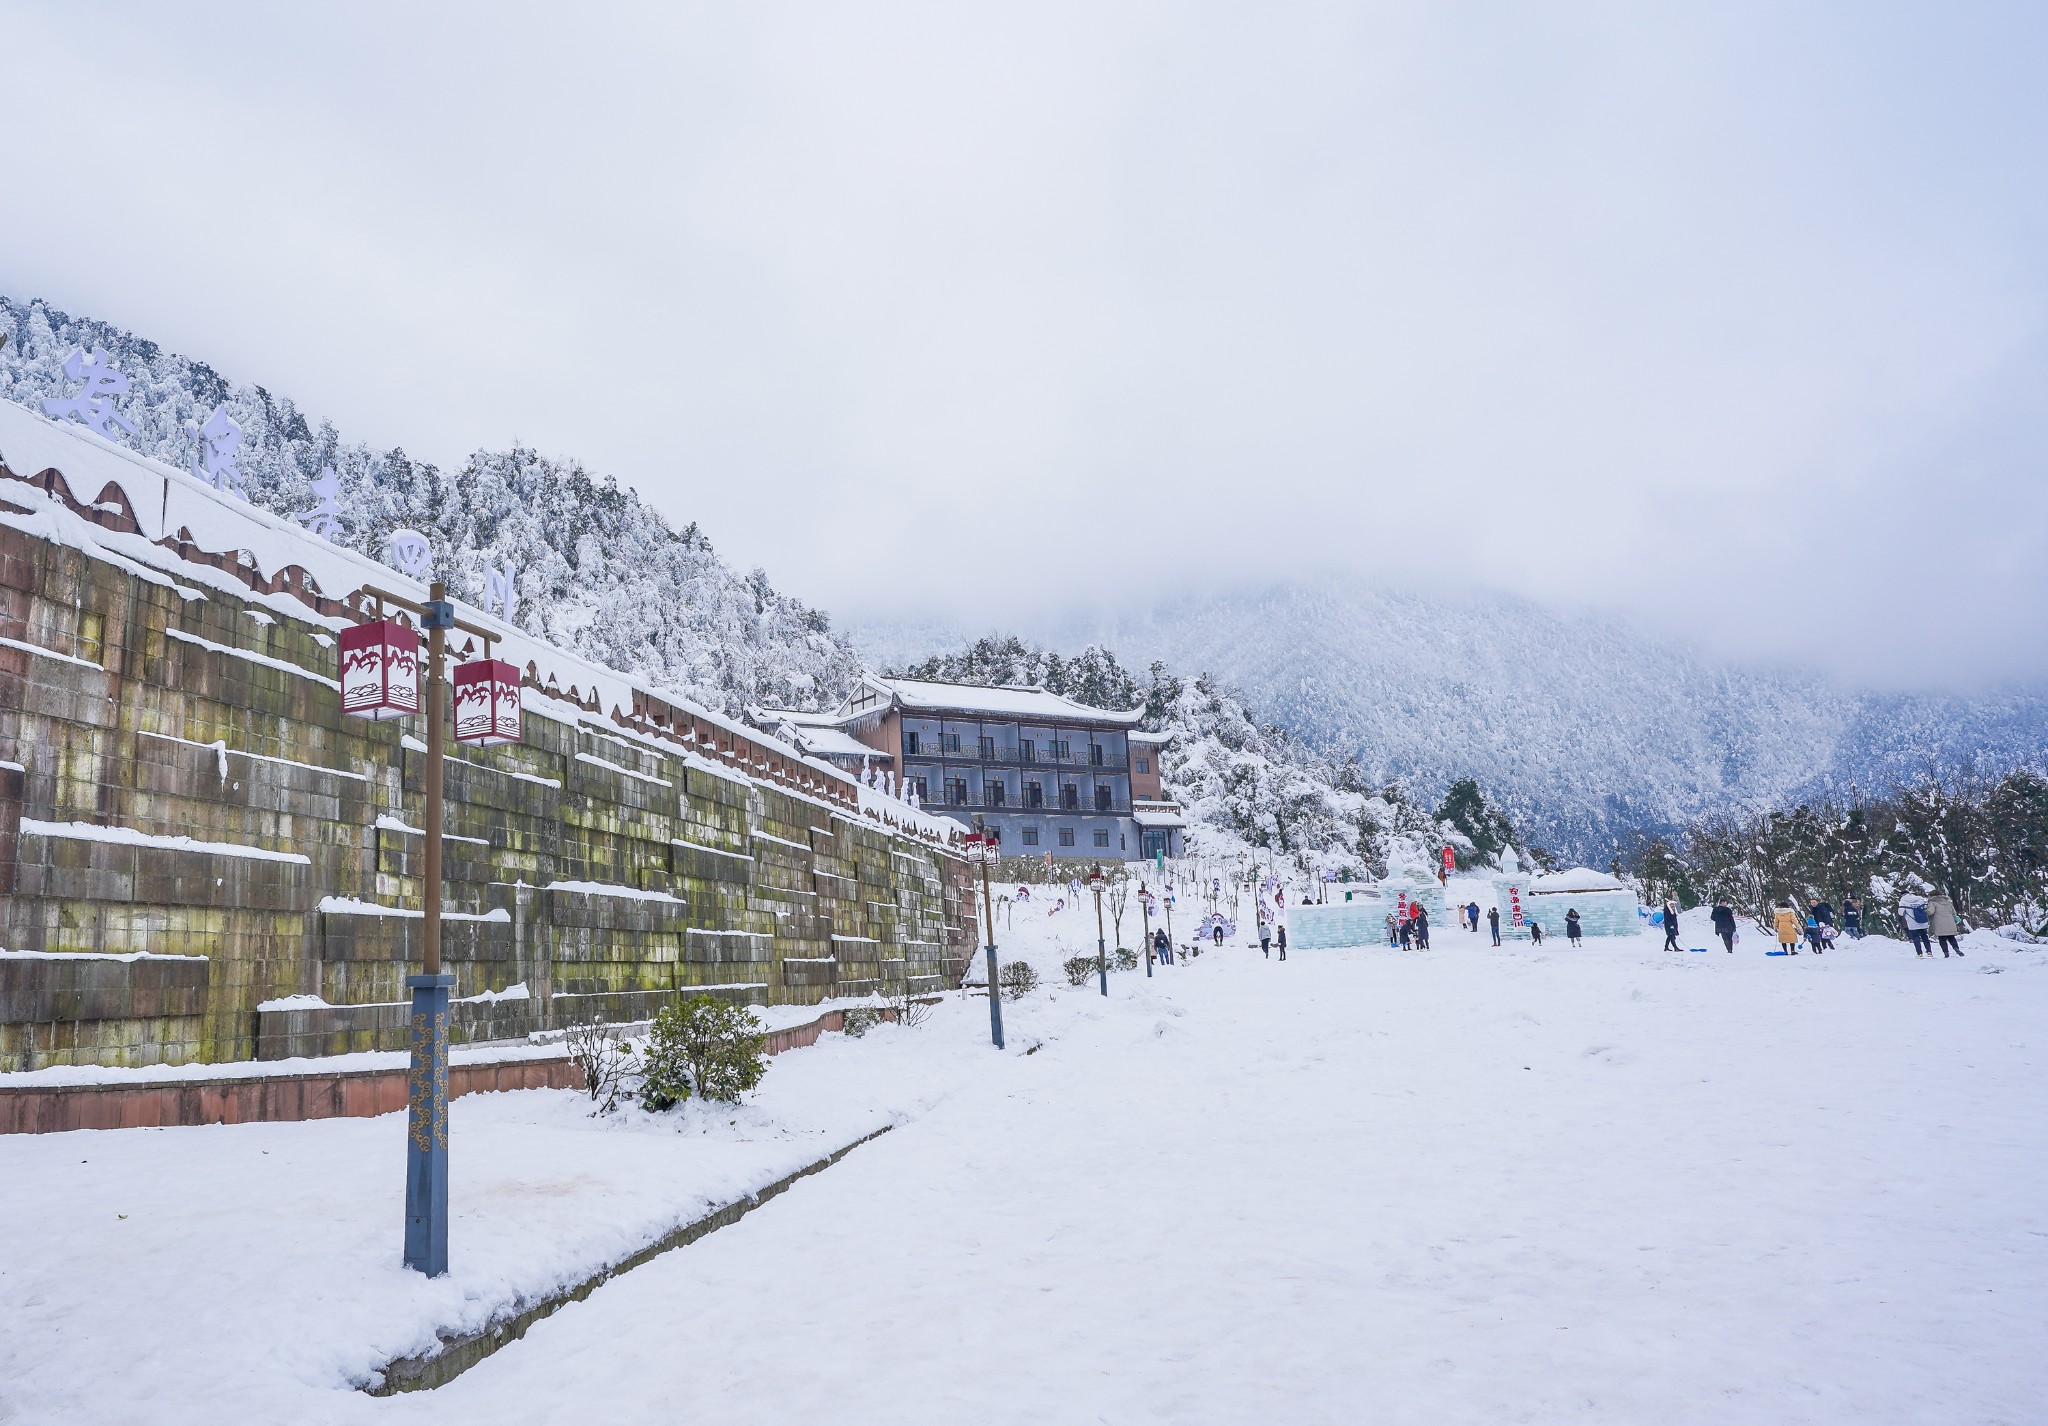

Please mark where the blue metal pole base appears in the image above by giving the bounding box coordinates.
[985,945,1004,1050]
[403,973,454,1277]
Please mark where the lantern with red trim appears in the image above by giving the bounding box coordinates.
[338,618,420,720]
[452,657,522,746]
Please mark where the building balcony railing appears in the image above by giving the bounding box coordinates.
[908,745,1128,771]
[930,793,1134,816]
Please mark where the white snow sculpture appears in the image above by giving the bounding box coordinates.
[42,348,138,439]
[193,407,246,498]
[295,466,345,539]
[386,529,434,579]
[482,564,519,622]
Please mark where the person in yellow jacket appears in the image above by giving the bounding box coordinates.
[1773,901,1802,954]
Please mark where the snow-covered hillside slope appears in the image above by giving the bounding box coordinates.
[866,581,2048,858]
[0,296,857,713]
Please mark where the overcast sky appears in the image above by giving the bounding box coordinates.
[5,3,2044,687]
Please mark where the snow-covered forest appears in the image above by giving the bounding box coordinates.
[0,296,858,714]
[1620,770,2048,935]
[975,581,2048,859]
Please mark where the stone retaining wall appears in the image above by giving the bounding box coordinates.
[0,508,977,1071]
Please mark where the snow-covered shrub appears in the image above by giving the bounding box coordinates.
[564,1016,636,1115]
[1113,946,1139,971]
[998,961,1039,1000]
[1062,956,1096,987]
[841,1006,882,1038]
[639,996,768,1110]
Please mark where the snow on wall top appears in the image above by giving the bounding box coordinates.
[851,673,1146,726]
[1528,867,1627,894]
[0,399,966,850]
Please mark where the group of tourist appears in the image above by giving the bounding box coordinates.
[1455,900,1560,946]
[1693,890,1965,957]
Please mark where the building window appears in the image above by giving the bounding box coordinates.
[1095,785,1113,811]
[987,781,1006,807]
[1061,784,1079,810]
[904,730,920,754]
[1025,781,1044,808]
[945,778,968,805]
[1135,757,1150,774]
[943,731,962,754]
[1090,744,1104,766]
[979,736,995,760]
[1120,833,1126,850]
[1021,827,1039,846]
[1050,739,1070,760]
[1058,828,1076,847]
[911,776,928,800]
[1093,829,1110,848]
[1020,739,1035,763]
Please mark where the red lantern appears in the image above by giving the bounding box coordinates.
[338,618,420,720]
[452,658,522,746]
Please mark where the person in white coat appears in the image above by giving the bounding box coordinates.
[1896,892,1933,957]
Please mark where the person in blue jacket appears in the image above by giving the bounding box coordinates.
[1465,901,1481,932]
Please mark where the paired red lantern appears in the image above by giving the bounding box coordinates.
[339,618,420,720]
[452,658,522,746]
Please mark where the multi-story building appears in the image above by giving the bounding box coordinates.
[762,674,1186,861]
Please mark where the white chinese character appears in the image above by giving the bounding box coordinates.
[193,407,246,498]
[481,564,519,622]
[42,348,138,439]
[386,529,434,579]
[295,467,345,540]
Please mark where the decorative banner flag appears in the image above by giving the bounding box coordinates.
[338,619,420,720]
[452,658,522,746]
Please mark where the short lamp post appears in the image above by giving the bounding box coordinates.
[339,578,520,1277]
[1139,886,1154,977]
[1089,864,1108,996]
[969,828,1003,1049]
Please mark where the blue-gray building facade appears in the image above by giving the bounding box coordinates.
[900,712,1135,859]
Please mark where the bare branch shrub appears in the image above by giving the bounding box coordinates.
[565,1016,636,1115]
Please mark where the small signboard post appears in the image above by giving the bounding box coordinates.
[1441,844,1455,883]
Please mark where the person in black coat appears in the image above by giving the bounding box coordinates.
[1842,897,1863,939]
[1710,899,1737,953]
[1565,908,1583,946]
[1411,904,1431,950]
[1486,905,1501,946]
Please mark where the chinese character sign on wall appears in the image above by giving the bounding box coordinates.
[296,467,345,540]
[193,406,246,499]
[42,348,137,439]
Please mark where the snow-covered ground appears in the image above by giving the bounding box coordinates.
[2,903,2041,1424]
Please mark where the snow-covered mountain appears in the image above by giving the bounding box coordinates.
[0,295,857,714]
[862,582,2048,859]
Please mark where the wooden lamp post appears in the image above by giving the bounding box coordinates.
[340,578,520,1277]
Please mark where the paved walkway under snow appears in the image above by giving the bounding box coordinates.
[396,939,2042,1425]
